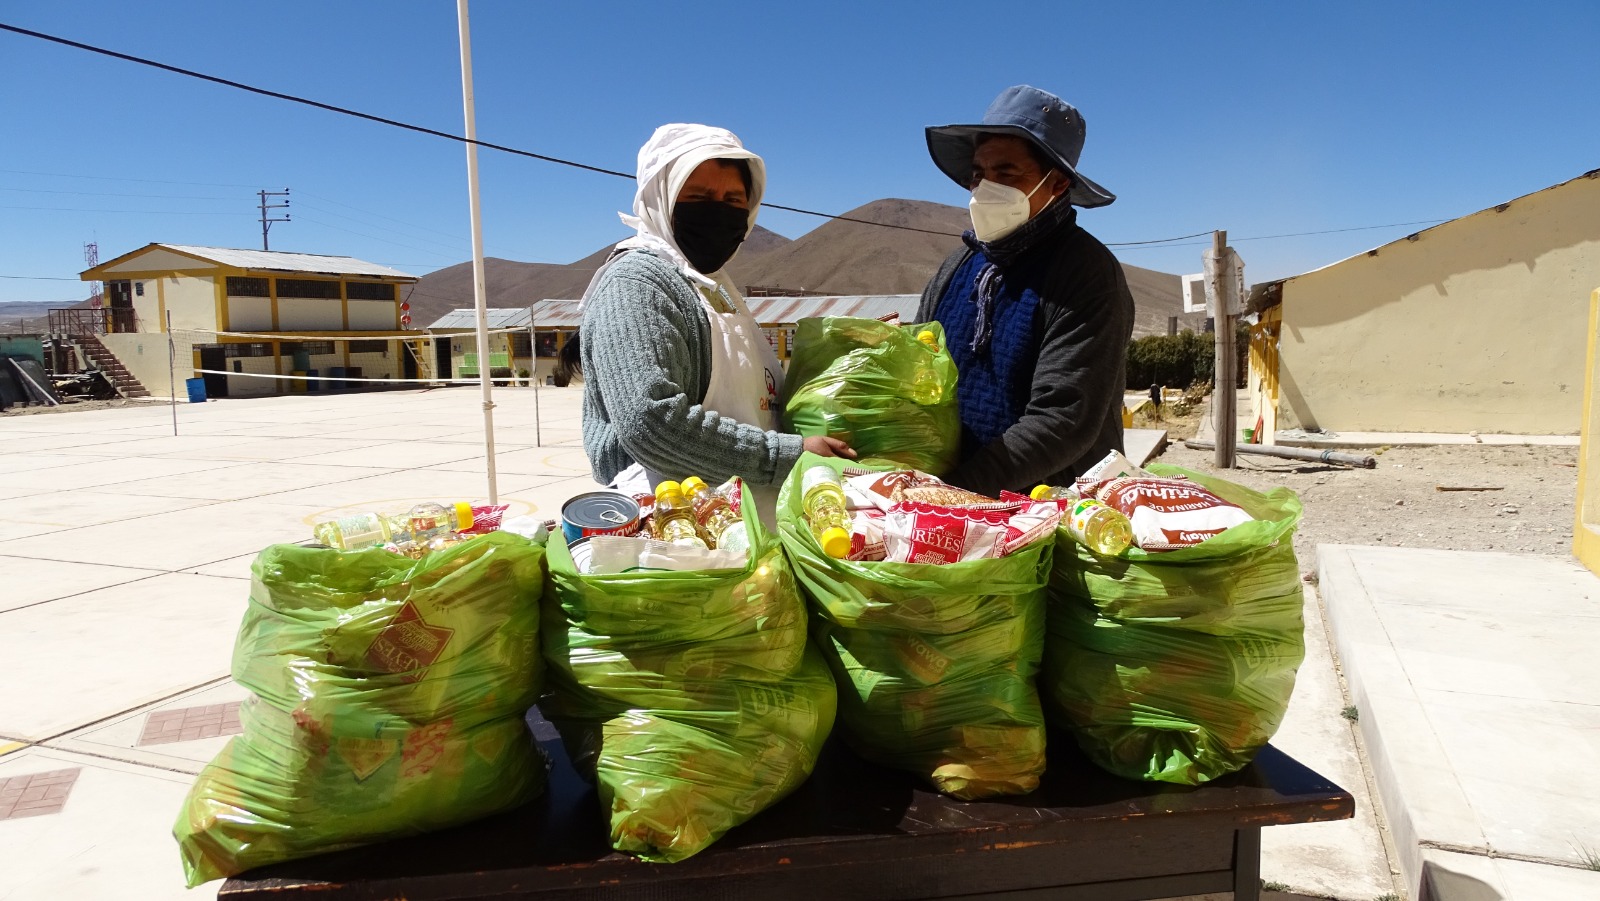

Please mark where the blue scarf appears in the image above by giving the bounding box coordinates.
[961,198,1078,355]
[934,201,1078,446]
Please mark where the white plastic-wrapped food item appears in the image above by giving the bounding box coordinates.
[1092,476,1254,550]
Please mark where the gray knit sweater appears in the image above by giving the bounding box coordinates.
[580,250,804,487]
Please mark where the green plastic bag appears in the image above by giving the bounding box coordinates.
[174,532,548,886]
[780,317,960,475]
[777,453,1051,800]
[540,481,837,863]
[1041,464,1305,784]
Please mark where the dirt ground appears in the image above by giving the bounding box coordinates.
[6,391,1580,576]
[1135,402,1579,574]
[0,397,163,416]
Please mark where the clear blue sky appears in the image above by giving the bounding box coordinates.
[3,1,1597,303]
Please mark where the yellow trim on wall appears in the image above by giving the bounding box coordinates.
[1572,288,1600,573]
[155,276,167,330]
[214,277,228,333]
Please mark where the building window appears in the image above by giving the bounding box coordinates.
[349,340,387,354]
[276,278,341,299]
[509,333,532,357]
[223,342,273,358]
[346,282,396,301]
[535,332,558,359]
[226,277,270,297]
[282,340,336,355]
[134,282,144,296]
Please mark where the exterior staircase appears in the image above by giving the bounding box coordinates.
[69,334,150,398]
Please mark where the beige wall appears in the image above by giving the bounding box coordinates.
[100,332,199,399]
[227,297,273,331]
[1276,173,1600,434]
[102,248,217,275]
[278,298,344,331]
[347,300,395,329]
[164,276,218,333]
[131,279,160,329]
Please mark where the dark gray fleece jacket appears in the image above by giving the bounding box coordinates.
[916,221,1134,496]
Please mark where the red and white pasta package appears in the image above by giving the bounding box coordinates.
[882,503,1013,564]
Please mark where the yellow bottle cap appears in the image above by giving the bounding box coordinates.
[453,501,475,530]
[820,526,851,559]
[681,476,708,494]
[1029,485,1054,501]
[917,329,937,346]
[656,480,682,499]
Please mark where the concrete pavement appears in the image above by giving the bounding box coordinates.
[1,385,1393,899]
[1321,544,1600,900]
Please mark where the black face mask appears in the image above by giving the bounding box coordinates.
[671,201,749,274]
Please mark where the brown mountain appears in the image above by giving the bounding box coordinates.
[405,199,1196,337]
[403,225,792,325]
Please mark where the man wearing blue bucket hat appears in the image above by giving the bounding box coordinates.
[917,85,1134,497]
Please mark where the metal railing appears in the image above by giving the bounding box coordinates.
[48,307,138,336]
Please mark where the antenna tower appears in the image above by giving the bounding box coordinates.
[84,242,102,308]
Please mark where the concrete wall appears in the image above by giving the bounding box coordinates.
[347,300,395,329]
[227,297,273,331]
[164,276,218,333]
[131,279,160,330]
[277,298,344,331]
[100,332,200,399]
[1276,172,1600,434]
[1572,289,1600,572]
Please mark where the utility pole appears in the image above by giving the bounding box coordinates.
[258,189,290,250]
[1208,230,1239,469]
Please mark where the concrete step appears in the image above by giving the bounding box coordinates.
[1319,545,1600,900]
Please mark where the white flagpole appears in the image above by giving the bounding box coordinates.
[456,0,498,503]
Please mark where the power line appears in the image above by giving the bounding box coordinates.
[0,204,238,215]
[0,22,962,238]
[1105,230,1212,247]
[1111,218,1453,251]
[0,185,230,200]
[0,275,82,281]
[0,167,258,189]
[295,191,473,243]
[0,24,1468,253]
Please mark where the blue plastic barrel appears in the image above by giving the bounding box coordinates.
[185,377,207,403]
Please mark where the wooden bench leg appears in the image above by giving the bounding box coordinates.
[1233,826,1262,900]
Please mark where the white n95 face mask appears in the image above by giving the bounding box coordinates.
[968,173,1052,242]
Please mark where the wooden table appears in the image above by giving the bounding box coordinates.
[221,722,1353,901]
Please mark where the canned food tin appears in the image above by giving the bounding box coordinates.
[561,491,641,543]
[567,536,593,574]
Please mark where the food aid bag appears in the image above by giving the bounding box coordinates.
[778,454,1052,800]
[539,480,836,863]
[780,317,960,475]
[174,532,547,886]
[1041,464,1305,784]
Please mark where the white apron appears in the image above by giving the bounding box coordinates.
[610,285,787,527]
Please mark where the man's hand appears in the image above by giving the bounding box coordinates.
[803,435,857,459]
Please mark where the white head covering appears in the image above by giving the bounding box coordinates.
[581,124,765,308]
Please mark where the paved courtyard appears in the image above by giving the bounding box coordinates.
[0,384,1394,900]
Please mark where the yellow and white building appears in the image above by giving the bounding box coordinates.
[79,243,420,398]
[1247,169,1600,440]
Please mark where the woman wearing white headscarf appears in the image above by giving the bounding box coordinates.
[578,124,853,507]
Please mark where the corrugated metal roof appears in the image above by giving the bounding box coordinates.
[425,307,534,330]
[158,245,416,279]
[524,295,921,329]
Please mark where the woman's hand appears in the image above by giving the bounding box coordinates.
[803,436,857,459]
